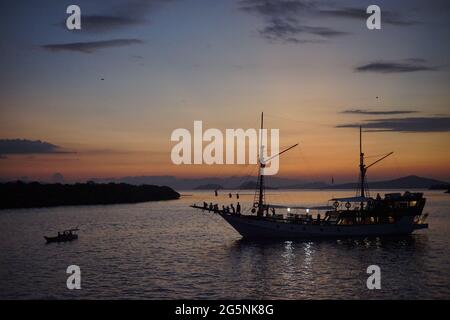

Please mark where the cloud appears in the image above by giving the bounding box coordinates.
[302,26,348,37]
[259,18,347,43]
[62,0,173,32]
[77,15,141,32]
[42,39,143,53]
[278,38,326,44]
[0,139,66,156]
[337,117,450,132]
[240,0,315,17]
[319,7,419,26]
[342,109,418,115]
[239,1,420,44]
[239,0,348,44]
[355,60,438,73]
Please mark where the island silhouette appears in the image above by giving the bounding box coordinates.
[0,181,180,209]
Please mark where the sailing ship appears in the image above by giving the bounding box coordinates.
[191,114,429,238]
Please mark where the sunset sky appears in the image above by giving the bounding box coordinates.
[0,0,449,183]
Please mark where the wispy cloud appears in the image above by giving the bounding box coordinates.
[259,18,347,43]
[342,109,418,115]
[238,1,421,44]
[337,117,450,132]
[355,60,438,73]
[42,39,143,53]
[319,7,419,26]
[239,0,348,44]
[0,139,68,156]
[240,0,315,16]
[77,15,141,31]
[62,0,172,32]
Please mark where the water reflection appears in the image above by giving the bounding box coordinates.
[227,235,433,299]
[335,235,429,251]
[280,241,296,284]
[231,235,427,251]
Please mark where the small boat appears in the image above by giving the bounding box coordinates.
[191,113,429,238]
[44,228,79,243]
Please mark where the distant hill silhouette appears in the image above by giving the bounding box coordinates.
[91,175,318,190]
[90,174,448,190]
[325,175,448,190]
[0,181,180,209]
[237,181,277,190]
[194,184,224,190]
[285,182,330,189]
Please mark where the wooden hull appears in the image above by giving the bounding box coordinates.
[220,214,427,238]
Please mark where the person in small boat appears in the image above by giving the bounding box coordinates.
[214,189,218,197]
[236,202,241,214]
[236,193,239,199]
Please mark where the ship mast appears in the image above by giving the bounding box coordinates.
[255,112,298,217]
[359,126,366,198]
[358,126,394,206]
[358,126,367,212]
[257,112,265,217]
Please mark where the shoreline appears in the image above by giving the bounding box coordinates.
[0,181,180,210]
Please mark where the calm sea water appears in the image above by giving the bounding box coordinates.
[0,190,449,299]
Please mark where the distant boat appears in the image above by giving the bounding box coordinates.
[44,228,79,243]
[191,113,429,238]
